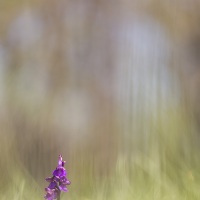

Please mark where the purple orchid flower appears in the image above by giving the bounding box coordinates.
[44,155,71,200]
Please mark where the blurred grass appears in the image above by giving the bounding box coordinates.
[1,105,200,200]
[2,155,200,200]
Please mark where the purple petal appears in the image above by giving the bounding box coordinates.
[45,177,54,182]
[62,161,66,167]
[60,177,71,185]
[45,188,54,193]
[58,155,63,167]
[44,188,59,200]
[60,176,67,182]
[44,193,54,200]
[44,193,58,200]
[59,184,68,192]
[48,181,57,189]
[53,167,66,177]
[54,176,60,182]
[45,188,50,192]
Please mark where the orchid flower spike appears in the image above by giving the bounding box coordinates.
[44,155,71,200]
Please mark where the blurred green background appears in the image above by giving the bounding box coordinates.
[1,0,200,199]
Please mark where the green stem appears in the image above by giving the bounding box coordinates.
[58,193,60,200]
[57,188,61,200]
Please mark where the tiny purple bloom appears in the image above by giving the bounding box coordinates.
[53,167,66,177]
[46,177,54,182]
[44,155,71,200]
[44,188,59,200]
[48,181,57,189]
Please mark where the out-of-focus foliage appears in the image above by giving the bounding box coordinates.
[1,0,200,199]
